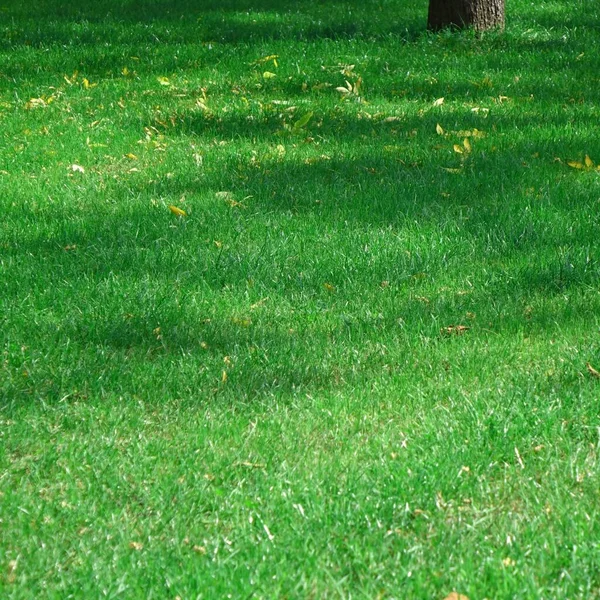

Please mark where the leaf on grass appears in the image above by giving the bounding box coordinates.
[7,560,17,584]
[567,160,585,169]
[216,191,246,208]
[441,325,470,336]
[336,86,351,94]
[323,283,336,292]
[453,144,464,154]
[585,154,594,168]
[235,461,266,469]
[70,164,85,173]
[262,71,276,79]
[254,54,279,65]
[463,137,472,152]
[129,542,144,551]
[433,97,444,107]
[169,205,187,217]
[587,362,600,378]
[443,593,469,600]
[436,123,444,135]
[263,524,275,542]
[442,167,463,173]
[157,76,171,86]
[293,111,314,131]
[25,98,47,109]
[231,316,252,327]
[125,153,137,160]
[250,297,268,310]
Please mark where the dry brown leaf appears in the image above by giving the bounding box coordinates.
[586,362,600,378]
[216,191,246,208]
[7,560,17,584]
[441,325,470,336]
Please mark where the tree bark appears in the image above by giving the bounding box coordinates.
[427,0,505,31]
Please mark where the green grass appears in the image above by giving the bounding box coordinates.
[2,0,600,597]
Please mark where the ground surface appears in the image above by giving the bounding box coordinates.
[1,0,600,597]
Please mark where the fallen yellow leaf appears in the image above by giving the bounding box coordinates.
[26,98,47,109]
[169,205,187,217]
[129,541,144,551]
[254,54,279,64]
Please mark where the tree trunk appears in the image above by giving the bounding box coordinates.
[427,0,505,31]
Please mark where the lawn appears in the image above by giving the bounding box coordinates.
[1,0,600,597]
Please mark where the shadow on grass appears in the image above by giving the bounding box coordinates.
[2,0,600,410]
[6,0,426,48]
